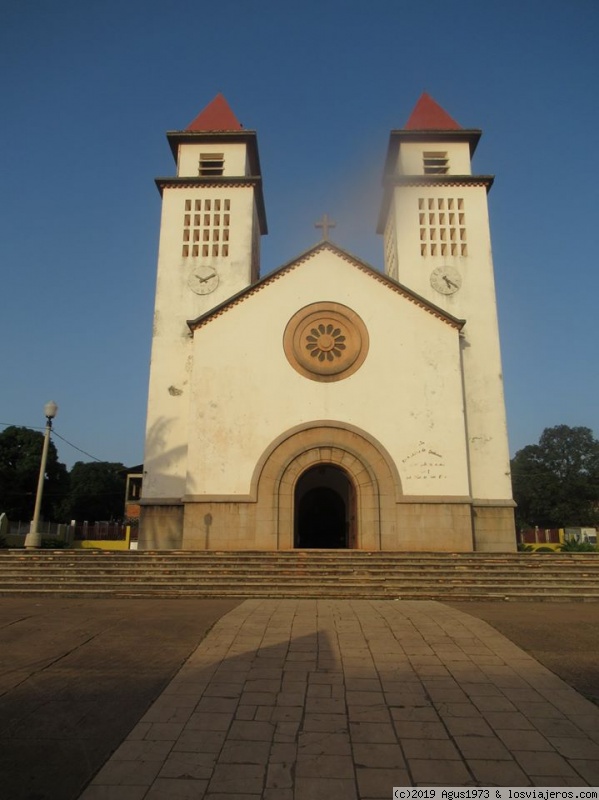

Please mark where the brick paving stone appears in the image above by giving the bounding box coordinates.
[353,742,406,768]
[392,719,449,739]
[402,738,462,761]
[472,695,518,712]
[92,760,164,786]
[218,740,271,764]
[442,716,494,737]
[207,763,266,793]
[391,706,440,722]
[454,734,513,760]
[495,728,554,751]
[296,754,355,778]
[185,712,233,731]
[408,758,472,785]
[515,751,580,777]
[548,737,599,759]
[531,717,588,738]
[172,730,227,753]
[159,752,215,779]
[74,599,599,800]
[298,731,352,755]
[348,705,392,723]
[467,758,531,786]
[144,722,186,741]
[350,721,398,743]
[294,777,358,800]
[482,711,536,730]
[569,759,599,784]
[145,778,209,799]
[80,788,148,800]
[515,701,568,719]
[303,713,348,732]
[112,741,174,761]
[266,762,293,789]
[228,720,274,741]
[357,767,410,797]
[305,697,346,714]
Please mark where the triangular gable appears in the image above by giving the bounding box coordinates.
[187,241,465,332]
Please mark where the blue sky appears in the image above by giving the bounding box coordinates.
[1,0,598,469]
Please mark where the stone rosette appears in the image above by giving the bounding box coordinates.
[284,302,369,382]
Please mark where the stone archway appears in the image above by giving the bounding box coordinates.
[252,422,402,550]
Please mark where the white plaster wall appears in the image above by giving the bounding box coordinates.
[185,250,471,499]
[389,180,512,502]
[143,179,259,500]
[398,141,472,176]
[177,143,248,178]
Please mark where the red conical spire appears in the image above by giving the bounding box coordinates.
[404,93,461,130]
[186,94,242,131]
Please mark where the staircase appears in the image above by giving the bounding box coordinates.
[0,550,598,601]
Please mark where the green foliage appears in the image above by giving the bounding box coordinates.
[534,546,556,553]
[40,537,68,549]
[559,539,598,553]
[517,543,534,552]
[511,425,599,529]
[0,426,68,521]
[60,461,126,523]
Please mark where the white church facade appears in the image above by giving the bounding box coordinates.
[139,93,516,552]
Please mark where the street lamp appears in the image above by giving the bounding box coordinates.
[24,401,58,550]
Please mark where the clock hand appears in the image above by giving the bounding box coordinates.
[446,278,459,289]
[197,272,216,283]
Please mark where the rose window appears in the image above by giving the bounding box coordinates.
[284,303,369,382]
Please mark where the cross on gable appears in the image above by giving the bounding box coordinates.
[315,213,336,241]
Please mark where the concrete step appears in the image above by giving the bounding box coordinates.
[1,550,597,601]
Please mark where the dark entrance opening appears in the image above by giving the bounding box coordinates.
[294,464,353,548]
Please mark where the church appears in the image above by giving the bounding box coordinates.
[138,92,516,553]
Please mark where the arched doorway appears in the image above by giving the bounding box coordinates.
[294,464,353,548]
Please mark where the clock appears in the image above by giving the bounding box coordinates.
[430,266,462,295]
[188,267,219,295]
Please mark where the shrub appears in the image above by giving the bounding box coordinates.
[40,537,68,549]
[559,539,598,553]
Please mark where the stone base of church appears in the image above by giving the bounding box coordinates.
[472,504,517,552]
[138,500,517,552]
[393,502,473,551]
[134,498,513,552]
[139,504,184,550]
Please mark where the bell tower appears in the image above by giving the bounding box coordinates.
[140,95,267,545]
[378,93,515,550]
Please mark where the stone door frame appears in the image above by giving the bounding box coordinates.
[252,422,401,550]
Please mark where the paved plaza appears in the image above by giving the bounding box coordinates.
[75,599,599,799]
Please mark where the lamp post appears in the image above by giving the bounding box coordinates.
[24,401,58,550]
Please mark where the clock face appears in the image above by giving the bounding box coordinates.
[188,267,219,295]
[430,266,462,295]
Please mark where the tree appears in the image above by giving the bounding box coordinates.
[0,426,68,521]
[511,425,599,529]
[61,461,126,522]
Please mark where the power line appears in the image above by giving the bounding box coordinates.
[0,422,104,463]
[51,429,104,463]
